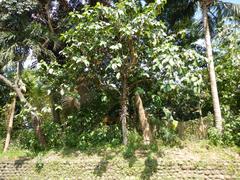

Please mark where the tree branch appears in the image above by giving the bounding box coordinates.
[0,74,26,102]
[45,0,54,34]
[0,73,46,147]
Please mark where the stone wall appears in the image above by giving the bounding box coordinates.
[0,158,240,179]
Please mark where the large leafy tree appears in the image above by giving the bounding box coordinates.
[61,0,203,145]
[0,0,120,149]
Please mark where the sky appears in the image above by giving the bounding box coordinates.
[194,0,240,19]
[224,0,240,3]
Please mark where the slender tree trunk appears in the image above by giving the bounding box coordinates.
[198,102,206,139]
[201,2,223,133]
[120,74,128,145]
[0,74,46,147]
[3,62,20,152]
[3,97,16,152]
[50,92,61,125]
[135,93,151,145]
[177,121,185,139]
[132,97,139,131]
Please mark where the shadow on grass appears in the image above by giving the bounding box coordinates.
[140,155,158,180]
[122,143,138,168]
[59,144,123,158]
[93,154,114,177]
[14,157,31,169]
[122,140,161,168]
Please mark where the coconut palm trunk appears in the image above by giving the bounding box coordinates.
[201,0,223,132]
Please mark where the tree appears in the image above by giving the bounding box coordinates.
[200,0,222,132]
[200,0,239,132]
[0,0,48,147]
[3,96,16,152]
[60,0,203,145]
[158,0,240,133]
[3,62,20,152]
[0,73,47,147]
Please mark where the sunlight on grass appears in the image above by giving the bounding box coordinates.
[0,140,32,160]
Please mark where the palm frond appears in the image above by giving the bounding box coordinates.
[218,1,240,17]
[211,1,240,22]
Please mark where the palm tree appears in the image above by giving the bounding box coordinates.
[199,0,239,133]
[158,0,240,133]
[200,0,222,132]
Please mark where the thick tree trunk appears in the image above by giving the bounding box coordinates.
[0,74,46,147]
[120,74,128,145]
[135,93,151,145]
[201,3,223,133]
[3,97,16,152]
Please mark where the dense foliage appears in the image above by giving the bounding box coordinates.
[0,0,239,152]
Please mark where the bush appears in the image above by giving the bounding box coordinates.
[123,131,142,159]
[63,128,80,148]
[208,127,222,145]
[207,115,240,147]
[158,126,180,147]
[17,129,41,150]
[17,121,64,150]
[77,124,122,150]
[223,115,240,146]
[42,121,63,148]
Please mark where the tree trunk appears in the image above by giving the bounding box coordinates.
[3,97,16,152]
[135,93,151,145]
[120,74,128,145]
[177,121,185,139]
[198,102,206,139]
[50,92,61,125]
[201,2,223,133]
[0,74,46,147]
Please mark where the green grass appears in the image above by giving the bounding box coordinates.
[0,138,239,162]
[0,139,33,160]
[0,147,31,160]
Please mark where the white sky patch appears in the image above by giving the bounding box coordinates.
[23,49,38,69]
[193,39,205,48]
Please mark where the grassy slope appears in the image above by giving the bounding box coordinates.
[0,140,239,162]
[0,140,240,178]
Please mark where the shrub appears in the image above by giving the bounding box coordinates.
[223,115,240,146]
[207,115,240,147]
[123,131,142,159]
[42,121,63,148]
[208,127,222,145]
[17,129,41,150]
[63,128,80,148]
[159,126,180,147]
[77,124,122,150]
